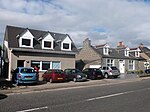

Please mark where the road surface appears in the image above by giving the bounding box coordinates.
[0,78,150,112]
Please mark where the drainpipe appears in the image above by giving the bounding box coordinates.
[8,49,12,81]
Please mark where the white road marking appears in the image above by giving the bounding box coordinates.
[16,106,48,112]
[87,91,134,101]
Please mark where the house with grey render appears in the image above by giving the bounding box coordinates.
[3,25,78,80]
[76,38,146,73]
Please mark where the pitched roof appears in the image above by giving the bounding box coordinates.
[95,44,107,48]
[139,46,150,58]
[92,46,144,60]
[5,25,78,53]
[130,47,139,51]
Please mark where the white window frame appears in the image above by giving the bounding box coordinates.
[52,61,61,69]
[31,61,61,71]
[42,40,53,49]
[19,30,34,48]
[125,48,129,57]
[106,59,114,67]
[135,51,140,57]
[61,36,72,51]
[42,33,54,50]
[103,44,109,55]
[128,60,135,70]
[103,47,107,55]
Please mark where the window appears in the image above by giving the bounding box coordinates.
[129,60,135,70]
[107,59,114,67]
[52,61,61,69]
[135,51,139,57]
[102,67,107,70]
[42,61,50,70]
[63,43,69,49]
[21,68,35,73]
[125,50,129,56]
[48,70,52,74]
[31,61,61,71]
[103,47,109,55]
[22,39,31,46]
[31,61,40,68]
[44,41,52,48]
[54,70,63,74]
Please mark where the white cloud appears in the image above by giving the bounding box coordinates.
[0,0,150,48]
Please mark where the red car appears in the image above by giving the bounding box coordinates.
[42,69,66,83]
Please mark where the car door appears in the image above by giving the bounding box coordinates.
[83,68,90,78]
[47,70,52,80]
[64,69,72,80]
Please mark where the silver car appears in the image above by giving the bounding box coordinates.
[101,66,120,78]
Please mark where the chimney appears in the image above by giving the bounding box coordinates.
[139,43,144,48]
[83,38,91,47]
[117,41,125,48]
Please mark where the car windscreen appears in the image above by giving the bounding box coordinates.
[111,67,118,70]
[20,68,36,73]
[72,69,81,73]
[54,70,64,74]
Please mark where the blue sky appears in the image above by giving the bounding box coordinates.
[0,0,150,48]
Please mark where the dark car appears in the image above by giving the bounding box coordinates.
[82,68,103,80]
[42,69,66,83]
[145,68,150,74]
[64,69,87,82]
[12,67,39,85]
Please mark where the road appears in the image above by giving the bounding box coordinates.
[0,78,150,112]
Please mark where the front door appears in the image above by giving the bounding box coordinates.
[17,60,25,67]
[119,60,125,73]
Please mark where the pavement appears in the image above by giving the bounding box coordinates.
[0,73,150,95]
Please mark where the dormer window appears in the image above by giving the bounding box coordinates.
[102,44,109,55]
[41,33,54,50]
[125,48,129,57]
[61,36,72,51]
[18,29,34,48]
[44,41,52,48]
[103,47,109,55]
[63,43,69,49]
[135,51,140,57]
[22,39,31,46]
[130,48,140,57]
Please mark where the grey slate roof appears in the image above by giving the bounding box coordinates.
[5,25,78,53]
[139,47,150,58]
[92,46,145,60]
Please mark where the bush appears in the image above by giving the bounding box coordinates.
[127,70,144,74]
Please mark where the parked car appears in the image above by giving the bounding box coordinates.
[145,68,150,74]
[82,68,103,79]
[12,67,39,85]
[42,69,66,83]
[64,69,87,82]
[100,66,120,78]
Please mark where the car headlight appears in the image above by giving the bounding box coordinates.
[77,75,81,78]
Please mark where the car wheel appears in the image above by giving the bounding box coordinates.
[73,78,77,82]
[91,75,95,80]
[104,73,109,79]
[16,80,20,86]
[146,71,149,74]
[114,76,118,78]
[49,78,53,83]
